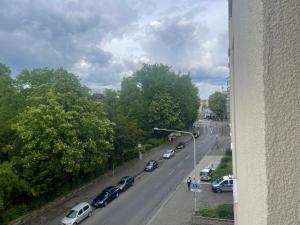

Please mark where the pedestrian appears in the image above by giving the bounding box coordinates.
[187,177,192,191]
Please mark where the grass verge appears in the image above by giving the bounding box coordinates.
[195,204,234,220]
[211,149,232,180]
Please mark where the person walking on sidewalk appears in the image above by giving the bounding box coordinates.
[187,177,192,191]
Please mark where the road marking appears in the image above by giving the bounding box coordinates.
[177,162,183,167]
[185,155,190,160]
[168,169,175,176]
[145,185,178,225]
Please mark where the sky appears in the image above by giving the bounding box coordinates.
[0,0,228,99]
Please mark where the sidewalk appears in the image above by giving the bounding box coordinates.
[12,135,191,225]
[147,137,232,225]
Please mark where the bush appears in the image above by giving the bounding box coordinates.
[196,204,234,220]
[146,138,164,148]
[212,151,232,180]
[143,144,153,151]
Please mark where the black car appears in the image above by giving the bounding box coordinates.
[193,131,200,138]
[176,142,186,149]
[144,160,158,172]
[92,186,120,207]
[116,176,134,192]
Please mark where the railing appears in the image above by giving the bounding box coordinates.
[191,215,234,225]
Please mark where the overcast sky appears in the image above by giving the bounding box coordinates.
[0,0,228,99]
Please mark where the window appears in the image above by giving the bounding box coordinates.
[83,205,89,211]
[222,180,229,185]
[230,180,233,185]
[78,209,83,215]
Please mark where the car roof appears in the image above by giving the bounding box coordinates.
[222,175,233,180]
[71,202,89,211]
[103,186,116,192]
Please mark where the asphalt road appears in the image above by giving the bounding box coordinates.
[79,121,224,225]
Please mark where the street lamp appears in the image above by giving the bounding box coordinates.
[153,127,198,212]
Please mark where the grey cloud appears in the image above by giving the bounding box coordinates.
[0,0,139,81]
[141,16,209,69]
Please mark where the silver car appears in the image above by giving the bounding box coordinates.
[61,202,92,225]
[163,149,175,159]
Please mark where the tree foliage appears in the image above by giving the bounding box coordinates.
[209,92,226,118]
[0,63,200,223]
[119,64,199,132]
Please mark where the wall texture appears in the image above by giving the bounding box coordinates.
[262,1,300,224]
[229,0,300,224]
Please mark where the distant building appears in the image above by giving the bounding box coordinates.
[199,99,209,112]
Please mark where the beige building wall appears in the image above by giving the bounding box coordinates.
[229,0,300,225]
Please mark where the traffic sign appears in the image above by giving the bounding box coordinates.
[190,182,202,192]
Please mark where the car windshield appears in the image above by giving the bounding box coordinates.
[200,172,208,176]
[217,177,224,183]
[66,210,77,218]
[148,161,154,165]
[118,180,125,185]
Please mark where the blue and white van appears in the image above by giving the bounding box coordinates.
[211,175,233,193]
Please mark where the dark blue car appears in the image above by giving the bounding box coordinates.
[92,186,120,207]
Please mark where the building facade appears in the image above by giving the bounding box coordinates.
[229,0,300,225]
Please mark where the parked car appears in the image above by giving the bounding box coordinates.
[92,186,120,207]
[211,175,234,193]
[176,142,186,149]
[144,160,158,172]
[200,167,214,181]
[163,149,175,159]
[116,176,134,192]
[61,202,92,225]
[193,130,200,138]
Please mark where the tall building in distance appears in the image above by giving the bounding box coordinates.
[228,0,299,225]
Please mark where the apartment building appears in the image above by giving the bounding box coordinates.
[228,0,300,225]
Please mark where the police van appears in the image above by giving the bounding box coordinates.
[211,175,233,193]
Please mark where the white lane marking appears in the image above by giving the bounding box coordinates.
[185,155,190,160]
[145,185,178,225]
[168,169,175,176]
[177,162,183,167]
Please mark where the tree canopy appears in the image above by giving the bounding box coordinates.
[0,63,200,224]
[208,92,226,118]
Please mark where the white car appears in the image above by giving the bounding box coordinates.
[61,202,92,225]
[163,149,175,159]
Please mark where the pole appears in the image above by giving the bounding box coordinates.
[193,134,197,212]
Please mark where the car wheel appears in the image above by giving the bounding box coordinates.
[216,188,222,193]
[88,211,92,217]
[73,223,78,225]
[104,201,108,206]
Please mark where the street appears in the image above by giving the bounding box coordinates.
[26,120,229,225]
[80,121,226,225]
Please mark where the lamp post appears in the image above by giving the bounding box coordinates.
[153,127,197,212]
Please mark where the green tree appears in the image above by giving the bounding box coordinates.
[119,64,199,132]
[148,93,184,129]
[113,114,144,162]
[12,68,114,197]
[209,92,226,118]
[0,63,24,163]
